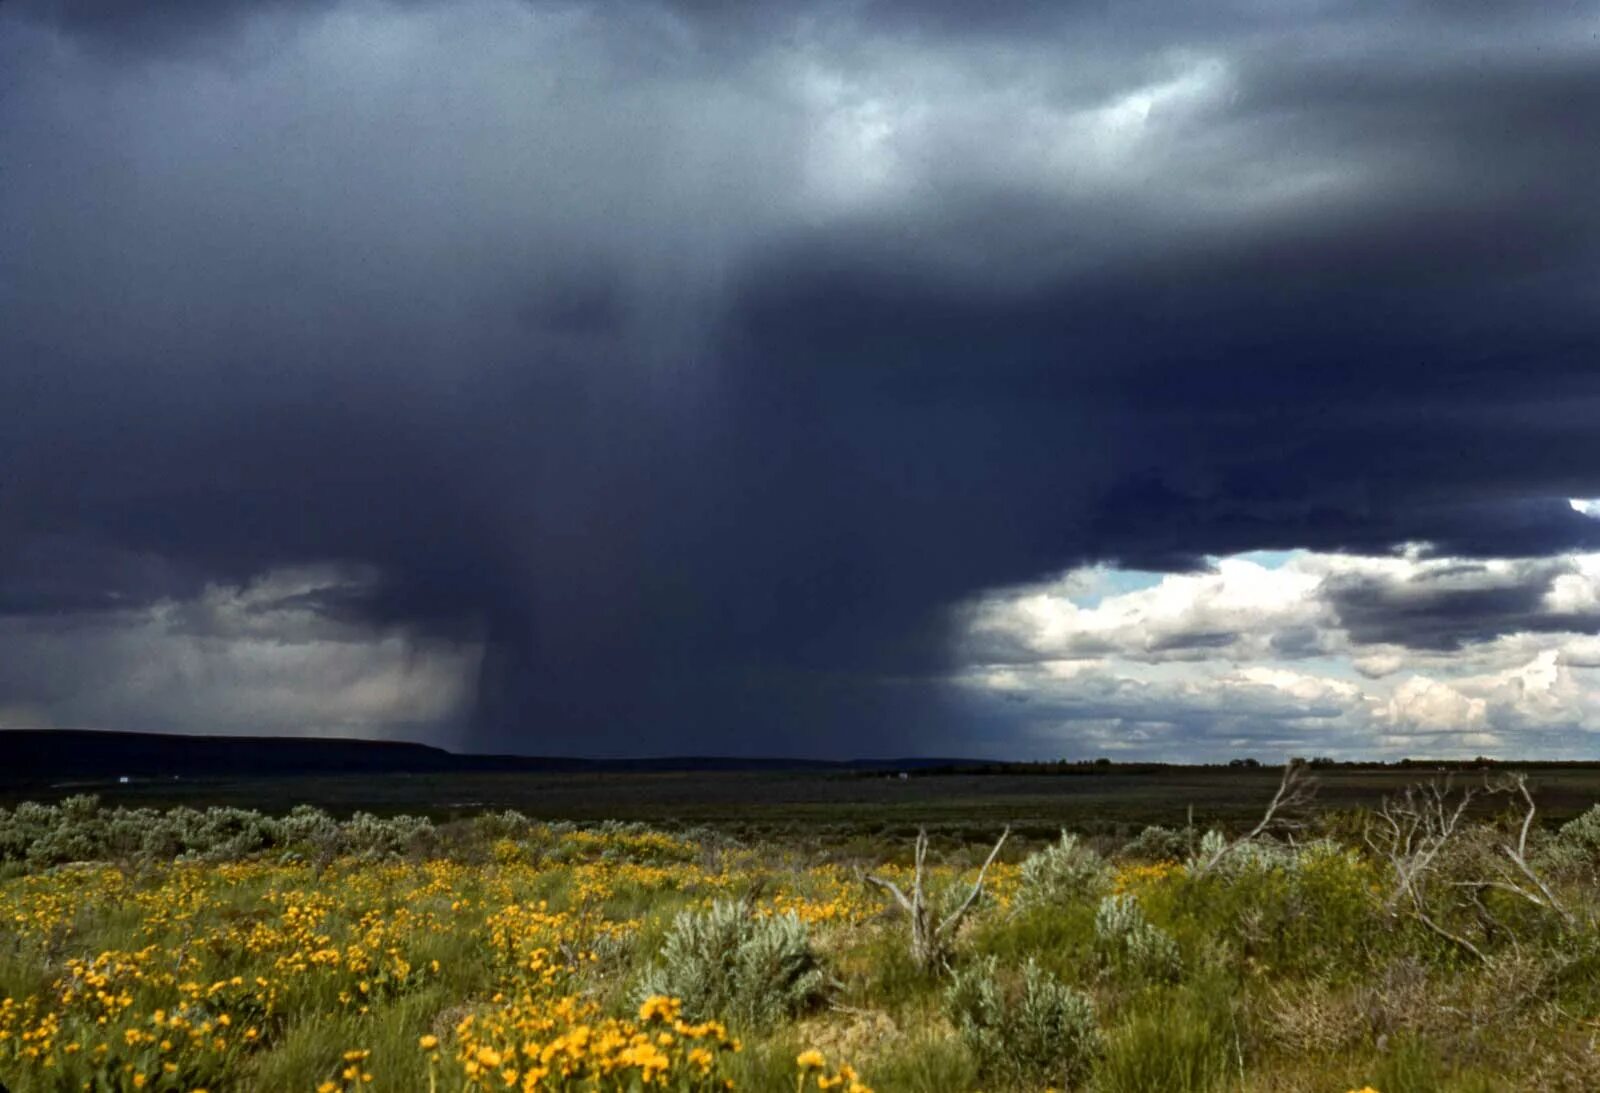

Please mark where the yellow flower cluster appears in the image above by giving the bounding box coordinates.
[762,867,875,926]
[1111,860,1185,894]
[0,828,880,1092]
[561,828,701,862]
[448,994,739,1091]
[485,899,635,989]
[793,1048,872,1093]
[0,942,267,1090]
[314,1047,375,1091]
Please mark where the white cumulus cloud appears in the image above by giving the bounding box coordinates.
[956,545,1600,758]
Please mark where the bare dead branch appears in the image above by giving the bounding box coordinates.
[1367,771,1575,961]
[937,825,1011,938]
[862,825,1011,972]
[1411,903,1488,964]
[1489,773,1574,926]
[1194,759,1317,877]
[860,872,915,916]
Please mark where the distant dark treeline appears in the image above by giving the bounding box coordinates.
[884,756,1600,777]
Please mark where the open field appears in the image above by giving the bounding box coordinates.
[12,765,1600,841]
[6,768,1600,1092]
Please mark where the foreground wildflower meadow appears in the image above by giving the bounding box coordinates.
[4,773,1600,1092]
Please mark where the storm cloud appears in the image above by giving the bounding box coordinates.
[3,0,1599,756]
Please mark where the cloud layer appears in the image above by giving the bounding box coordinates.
[0,565,478,741]
[958,540,1600,759]
[2,0,1599,755]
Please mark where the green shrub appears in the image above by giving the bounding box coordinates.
[339,811,436,858]
[972,897,1098,984]
[0,801,54,862]
[1164,839,1381,978]
[1017,830,1108,907]
[1544,804,1600,874]
[19,795,108,867]
[1186,830,1301,876]
[945,956,1101,1089]
[278,804,342,850]
[175,806,281,861]
[1095,894,1182,984]
[0,799,436,868]
[471,809,535,840]
[1119,825,1190,862]
[1186,829,1230,872]
[638,900,827,1028]
[943,956,1005,1069]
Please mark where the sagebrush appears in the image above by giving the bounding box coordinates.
[2,775,1599,1092]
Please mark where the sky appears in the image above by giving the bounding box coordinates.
[3,0,1600,759]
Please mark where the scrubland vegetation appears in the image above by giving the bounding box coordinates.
[5,766,1600,1091]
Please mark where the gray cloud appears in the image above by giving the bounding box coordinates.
[3,0,1600,755]
[958,548,1600,758]
[1326,560,1600,651]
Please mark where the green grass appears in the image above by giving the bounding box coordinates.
[1360,1034,1446,1093]
[722,1028,804,1093]
[245,987,453,1090]
[866,1032,981,1093]
[971,900,1098,985]
[1096,980,1241,1093]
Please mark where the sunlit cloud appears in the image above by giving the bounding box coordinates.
[956,543,1600,759]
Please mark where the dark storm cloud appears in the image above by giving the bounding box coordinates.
[3,0,1600,755]
[1326,560,1600,651]
[1147,631,1238,654]
[16,0,279,38]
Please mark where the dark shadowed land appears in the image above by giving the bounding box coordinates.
[9,730,1600,840]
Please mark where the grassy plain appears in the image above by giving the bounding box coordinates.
[4,768,1600,1091]
[14,765,1600,839]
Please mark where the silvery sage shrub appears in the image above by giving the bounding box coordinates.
[340,811,436,859]
[1016,830,1108,907]
[1095,893,1182,984]
[1542,804,1600,874]
[1119,824,1190,863]
[639,899,826,1028]
[0,798,438,868]
[945,955,1101,1089]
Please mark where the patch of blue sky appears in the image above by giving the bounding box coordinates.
[1067,549,1302,609]
[1281,655,1363,681]
[1068,566,1165,607]
[1231,549,1303,569]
